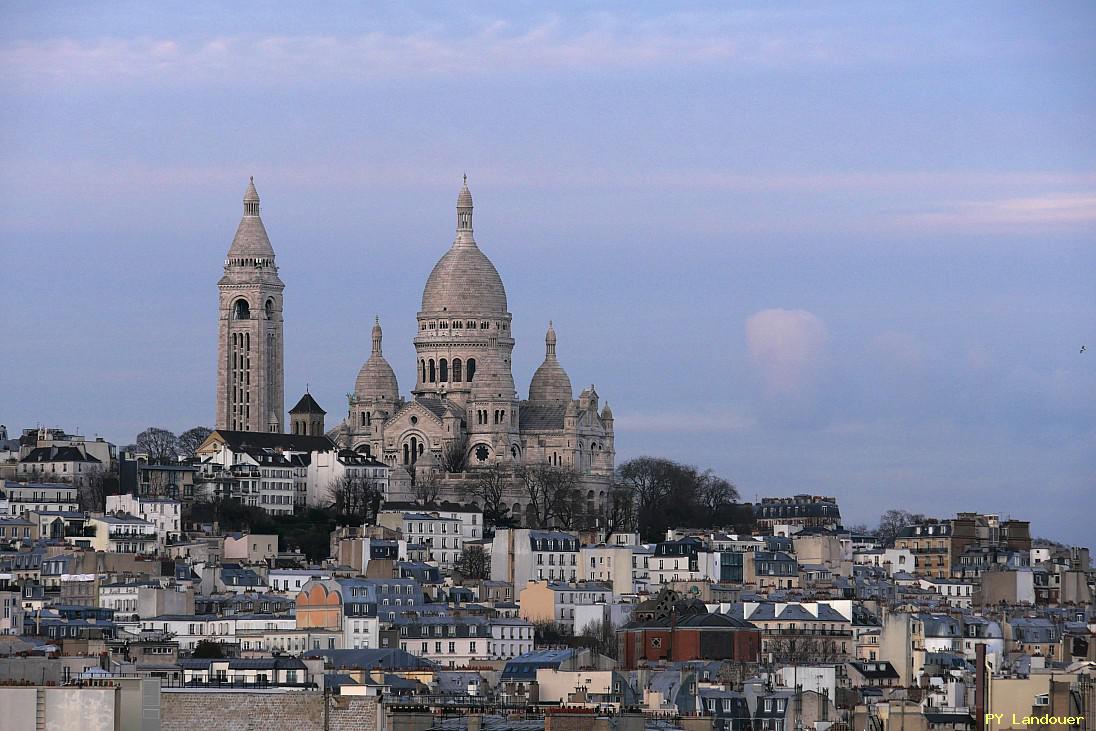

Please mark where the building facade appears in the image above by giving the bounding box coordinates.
[331,180,616,521]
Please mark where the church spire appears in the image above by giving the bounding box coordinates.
[455,175,474,246]
[372,316,383,355]
[243,176,260,217]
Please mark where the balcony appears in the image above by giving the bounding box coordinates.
[109,531,154,541]
[765,628,854,637]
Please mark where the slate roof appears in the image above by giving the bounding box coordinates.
[414,397,463,421]
[518,402,566,430]
[289,392,325,415]
[20,447,100,464]
[303,647,434,670]
[380,501,481,514]
[207,430,335,453]
[849,661,900,679]
[625,612,756,630]
[501,648,576,679]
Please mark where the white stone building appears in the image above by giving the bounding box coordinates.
[488,617,536,660]
[491,528,580,590]
[580,543,636,596]
[396,512,464,570]
[267,568,330,598]
[2,481,79,515]
[332,180,616,522]
[105,494,181,545]
[195,429,334,513]
[517,580,613,632]
[142,613,296,651]
[307,447,389,508]
[87,513,158,554]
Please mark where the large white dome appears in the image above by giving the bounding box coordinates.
[420,177,508,316]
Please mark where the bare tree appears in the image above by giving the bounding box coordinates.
[697,469,740,511]
[616,457,743,540]
[597,482,636,537]
[877,508,926,547]
[516,464,581,529]
[135,427,180,464]
[177,426,213,460]
[577,619,618,660]
[327,475,383,523]
[765,636,844,665]
[463,462,514,527]
[439,435,469,473]
[413,469,441,504]
[453,545,491,581]
[80,465,117,512]
[617,457,697,540]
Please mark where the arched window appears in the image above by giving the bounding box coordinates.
[233,299,250,320]
[265,299,274,318]
[403,444,410,465]
[440,359,449,382]
[421,360,426,383]
[453,359,462,382]
[428,359,436,383]
[359,412,366,427]
[366,412,372,426]
[525,503,536,528]
[587,490,595,515]
[466,358,476,382]
[512,503,522,526]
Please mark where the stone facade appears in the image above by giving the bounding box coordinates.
[216,178,285,433]
[161,690,381,731]
[333,179,616,523]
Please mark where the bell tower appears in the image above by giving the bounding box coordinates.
[216,177,285,432]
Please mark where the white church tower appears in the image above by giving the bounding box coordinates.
[215,178,285,432]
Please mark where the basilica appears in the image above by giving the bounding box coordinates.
[216,176,616,521]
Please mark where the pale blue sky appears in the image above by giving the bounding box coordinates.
[2,2,1093,543]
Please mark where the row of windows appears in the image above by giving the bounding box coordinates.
[399,623,479,637]
[421,357,476,384]
[536,554,577,566]
[421,320,504,331]
[231,298,276,320]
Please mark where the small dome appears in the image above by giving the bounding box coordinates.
[355,318,399,401]
[457,177,473,209]
[356,357,399,401]
[529,360,572,403]
[601,402,614,420]
[529,322,571,403]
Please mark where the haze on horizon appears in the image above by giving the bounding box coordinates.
[2,2,1093,544]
